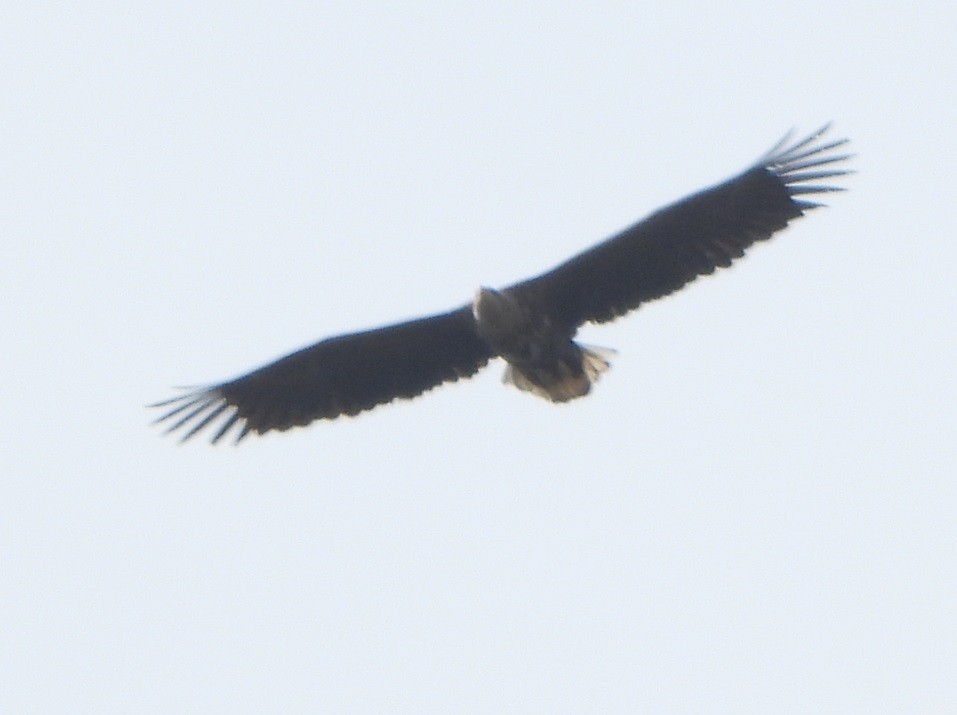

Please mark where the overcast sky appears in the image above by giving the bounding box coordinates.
[4,2,955,712]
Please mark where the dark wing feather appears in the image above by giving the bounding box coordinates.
[509,125,851,327]
[151,306,492,443]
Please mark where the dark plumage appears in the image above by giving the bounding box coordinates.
[152,125,851,443]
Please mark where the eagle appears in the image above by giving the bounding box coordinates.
[153,125,851,444]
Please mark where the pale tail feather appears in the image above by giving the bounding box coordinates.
[503,344,615,402]
[579,344,615,381]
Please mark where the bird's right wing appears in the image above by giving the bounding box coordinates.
[510,125,852,328]
[151,306,492,443]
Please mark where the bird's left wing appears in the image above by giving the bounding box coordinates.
[151,305,492,443]
[510,125,852,328]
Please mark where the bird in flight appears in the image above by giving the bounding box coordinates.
[152,125,851,444]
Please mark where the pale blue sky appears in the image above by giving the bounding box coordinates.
[3,3,955,712]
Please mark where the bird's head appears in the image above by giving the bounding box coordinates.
[472,287,517,325]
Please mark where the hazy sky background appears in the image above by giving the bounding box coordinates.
[4,2,955,712]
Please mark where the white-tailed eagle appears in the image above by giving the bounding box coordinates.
[152,125,851,443]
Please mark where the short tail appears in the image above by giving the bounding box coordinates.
[503,344,615,403]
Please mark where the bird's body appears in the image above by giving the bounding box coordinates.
[153,125,852,443]
[472,286,606,402]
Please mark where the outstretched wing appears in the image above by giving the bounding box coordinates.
[152,306,492,443]
[510,125,852,327]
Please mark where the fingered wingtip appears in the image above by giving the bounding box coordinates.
[149,384,247,445]
[760,124,853,204]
